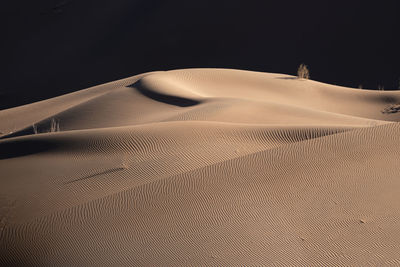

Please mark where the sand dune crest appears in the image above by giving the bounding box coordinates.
[1,69,400,266]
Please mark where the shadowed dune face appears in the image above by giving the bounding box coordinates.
[131,77,202,107]
[1,69,400,266]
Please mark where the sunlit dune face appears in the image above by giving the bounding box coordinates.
[1,69,400,266]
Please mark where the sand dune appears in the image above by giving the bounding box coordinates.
[1,69,400,266]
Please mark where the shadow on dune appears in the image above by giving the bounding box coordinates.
[0,137,58,160]
[129,79,200,107]
[0,118,61,140]
[378,95,398,104]
[0,127,36,140]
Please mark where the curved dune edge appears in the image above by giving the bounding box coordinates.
[1,68,400,266]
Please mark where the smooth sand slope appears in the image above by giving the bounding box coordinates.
[1,69,400,266]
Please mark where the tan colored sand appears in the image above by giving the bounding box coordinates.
[1,69,400,266]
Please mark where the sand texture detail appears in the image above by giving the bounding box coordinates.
[1,69,400,266]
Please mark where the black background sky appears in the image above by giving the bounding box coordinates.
[1,0,399,109]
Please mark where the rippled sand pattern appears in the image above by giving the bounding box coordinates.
[1,69,400,266]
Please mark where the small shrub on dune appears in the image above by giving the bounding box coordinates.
[297,64,310,80]
[33,124,38,134]
[32,118,60,134]
[50,118,60,132]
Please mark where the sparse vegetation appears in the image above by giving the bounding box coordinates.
[33,118,60,134]
[297,64,310,80]
[50,118,60,132]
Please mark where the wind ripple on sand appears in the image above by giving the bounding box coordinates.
[1,69,400,266]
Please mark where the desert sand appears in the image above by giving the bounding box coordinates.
[1,68,400,266]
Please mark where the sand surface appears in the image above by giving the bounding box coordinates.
[1,69,400,266]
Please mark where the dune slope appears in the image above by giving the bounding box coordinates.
[1,69,400,266]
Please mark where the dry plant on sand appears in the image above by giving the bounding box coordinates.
[297,64,310,80]
[33,118,60,134]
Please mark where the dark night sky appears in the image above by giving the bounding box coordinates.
[1,0,399,109]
